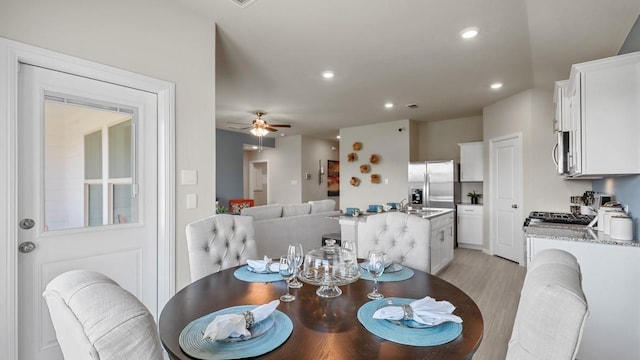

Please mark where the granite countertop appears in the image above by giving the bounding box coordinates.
[333,208,453,222]
[524,223,640,248]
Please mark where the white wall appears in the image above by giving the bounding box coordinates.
[247,135,303,204]
[301,136,340,205]
[483,89,591,249]
[0,0,216,290]
[418,115,483,162]
[340,119,412,211]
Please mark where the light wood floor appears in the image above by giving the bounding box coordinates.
[439,248,526,360]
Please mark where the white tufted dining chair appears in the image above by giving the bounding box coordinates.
[42,270,163,360]
[357,212,431,273]
[186,214,258,282]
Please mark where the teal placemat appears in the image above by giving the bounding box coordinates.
[358,266,414,282]
[357,298,463,346]
[234,265,283,283]
[179,305,293,359]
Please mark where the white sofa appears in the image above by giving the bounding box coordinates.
[240,199,340,258]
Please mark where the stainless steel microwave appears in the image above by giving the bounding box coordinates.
[553,131,570,175]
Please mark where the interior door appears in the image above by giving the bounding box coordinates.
[18,64,158,360]
[490,134,523,264]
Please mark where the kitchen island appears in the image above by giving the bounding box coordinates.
[524,224,640,360]
[338,208,454,274]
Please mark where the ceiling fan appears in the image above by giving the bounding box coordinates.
[227,112,291,135]
[227,112,291,151]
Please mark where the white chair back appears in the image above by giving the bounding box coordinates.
[186,214,258,281]
[507,249,589,360]
[42,270,163,360]
[357,212,431,273]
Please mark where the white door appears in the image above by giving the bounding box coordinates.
[18,64,158,360]
[490,134,523,264]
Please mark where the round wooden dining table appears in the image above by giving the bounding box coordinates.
[159,265,483,360]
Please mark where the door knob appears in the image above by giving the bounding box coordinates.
[18,241,36,253]
[512,204,518,209]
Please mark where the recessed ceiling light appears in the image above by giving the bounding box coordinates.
[490,82,503,90]
[460,27,479,39]
[322,70,335,79]
[384,102,394,109]
[336,135,341,139]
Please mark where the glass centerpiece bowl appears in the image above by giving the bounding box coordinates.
[298,239,360,298]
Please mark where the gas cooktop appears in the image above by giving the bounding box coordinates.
[527,211,595,225]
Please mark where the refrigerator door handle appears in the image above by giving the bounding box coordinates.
[425,173,431,208]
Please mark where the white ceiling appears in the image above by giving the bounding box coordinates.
[172,0,640,139]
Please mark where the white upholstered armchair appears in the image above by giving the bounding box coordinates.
[507,249,589,360]
[357,212,431,273]
[42,270,163,360]
[186,214,258,282]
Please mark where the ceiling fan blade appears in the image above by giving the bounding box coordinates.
[226,124,253,130]
[265,126,279,132]
[269,124,291,128]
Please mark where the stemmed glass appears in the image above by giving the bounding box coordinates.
[366,250,385,300]
[279,256,296,302]
[287,243,304,289]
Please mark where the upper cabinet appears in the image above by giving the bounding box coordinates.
[556,52,640,177]
[459,142,483,182]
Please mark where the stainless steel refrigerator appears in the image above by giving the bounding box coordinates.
[408,160,460,209]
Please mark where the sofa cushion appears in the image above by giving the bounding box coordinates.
[241,204,283,220]
[309,199,336,214]
[282,203,311,217]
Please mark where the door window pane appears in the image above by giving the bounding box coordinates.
[113,184,133,224]
[85,130,102,180]
[44,95,136,231]
[109,120,132,178]
[87,184,103,226]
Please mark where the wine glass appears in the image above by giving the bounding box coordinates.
[287,243,304,289]
[366,250,385,300]
[279,256,296,302]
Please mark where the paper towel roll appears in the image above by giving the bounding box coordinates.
[609,216,633,241]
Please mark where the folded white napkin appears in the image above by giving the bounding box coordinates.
[247,256,280,273]
[373,296,463,326]
[203,300,280,341]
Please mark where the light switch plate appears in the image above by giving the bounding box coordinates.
[181,170,198,185]
[186,193,197,209]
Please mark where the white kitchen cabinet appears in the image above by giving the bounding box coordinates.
[457,204,482,248]
[458,142,483,182]
[526,236,640,360]
[429,212,454,274]
[561,52,640,177]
